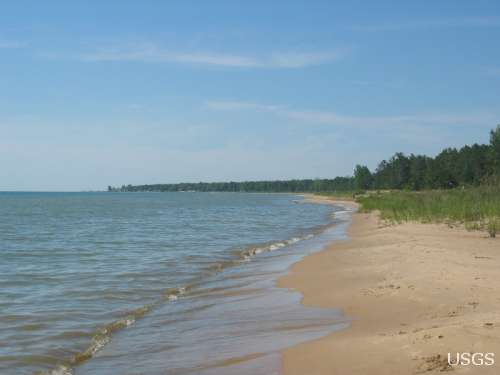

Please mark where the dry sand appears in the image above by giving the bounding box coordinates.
[279,198,500,374]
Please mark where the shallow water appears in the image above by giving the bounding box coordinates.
[0,192,351,374]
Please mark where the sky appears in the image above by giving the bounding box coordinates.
[1,0,500,191]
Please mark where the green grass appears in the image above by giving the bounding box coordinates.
[357,186,500,237]
[314,190,361,200]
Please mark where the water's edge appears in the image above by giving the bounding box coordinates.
[209,199,358,375]
[274,200,358,374]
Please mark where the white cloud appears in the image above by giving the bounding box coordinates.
[266,51,344,68]
[0,40,24,49]
[203,100,283,112]
[284,110,495,128]
[487,68,500,77]
[350,16,500,32]
[78,43,344,68]
[205,100,497,129]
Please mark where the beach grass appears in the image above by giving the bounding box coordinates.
[356,186,500,237]
[314,191,360,200]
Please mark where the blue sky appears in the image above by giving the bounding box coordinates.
[1,1,500,190]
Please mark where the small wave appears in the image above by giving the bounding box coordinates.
[40,224,338,374]
[41,364,72,375]
[240,233,314,261]
[164,285,188,302]
[40,302,159,374]
[268,243,285,251]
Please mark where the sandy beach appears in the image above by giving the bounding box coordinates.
[279,199,500,374]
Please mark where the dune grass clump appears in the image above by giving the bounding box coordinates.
[357,186,500,237]
[487,218,500,238]
[315,190,362,200]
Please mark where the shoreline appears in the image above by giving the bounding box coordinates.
[278,200,500,374]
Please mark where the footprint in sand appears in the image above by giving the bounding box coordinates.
[468,301,479,309]
[417,354,452,373]
[362,284,402,297]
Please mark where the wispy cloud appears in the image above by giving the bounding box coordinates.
[205,100,496,129]
[0,39,24,49]
[78,43,345,68]
[351,16,500,32]
[204,100,283,112]
[487,68,500,77]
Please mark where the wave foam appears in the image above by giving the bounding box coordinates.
[43,365,73,375]
[240,232,315,261]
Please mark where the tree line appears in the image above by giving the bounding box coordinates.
[354,125,500,190]
[108,176,354,193]
[110,125,500,193]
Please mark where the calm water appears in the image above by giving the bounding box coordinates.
[0,192,352,375]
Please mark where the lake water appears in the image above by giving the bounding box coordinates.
[0,192,352,375]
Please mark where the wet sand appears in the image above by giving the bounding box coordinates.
[279,199,500,374]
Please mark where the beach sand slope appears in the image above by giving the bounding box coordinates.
[279,211,500,374]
